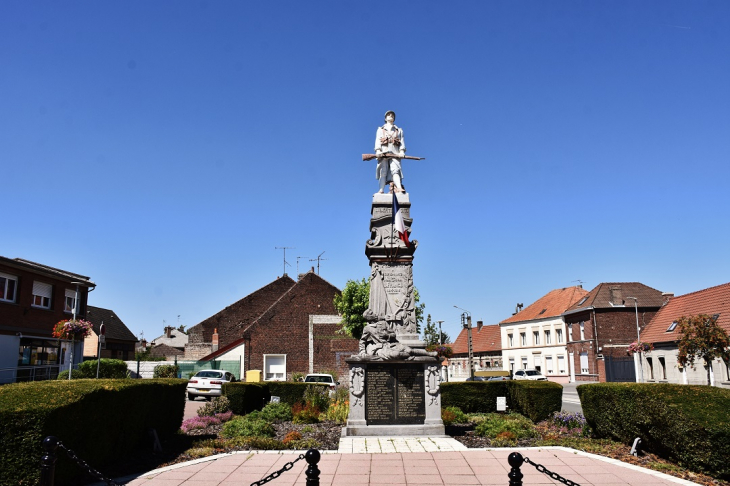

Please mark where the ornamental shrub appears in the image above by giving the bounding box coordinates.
[78,359,129,379]
[153,364,179,378]
[303,384,330,412]
[579,383,730,479]
[474,413,538,440]
[441,381,510,413]
[292,402,320,424]
[506,380,562,422]
[220,415,274,438]
[223,382,270,415]
[198,396,232,417]
[441,406,469,425]
[0,379,186,485]
[259,401,293,423]
[57,369,86,380]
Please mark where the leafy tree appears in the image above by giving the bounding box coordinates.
[333,278,370,339]
[676,314,730,385]
[334,277,425,339]
[422,314,451,346]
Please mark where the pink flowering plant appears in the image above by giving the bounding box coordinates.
[180,412,233,433]
[626,341,654,355]
[52,319,93,340]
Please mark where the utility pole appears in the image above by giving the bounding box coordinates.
[436,320,444,346]
[454,305,473,380]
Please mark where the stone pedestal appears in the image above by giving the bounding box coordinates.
[343,357,445,437]
[365,193,424,348]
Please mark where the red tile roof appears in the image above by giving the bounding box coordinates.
[451,323,501,355]
[564,282,665,313]
[501,286,588,324]
[641,282,730,344]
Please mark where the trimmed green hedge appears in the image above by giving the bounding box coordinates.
[223,383,270,415]
[441,380,561,422]
[77,359,130,378]
[441,381,511,413]
[0,378,186,486]
[579,383,730,479]
[507,380,563,422]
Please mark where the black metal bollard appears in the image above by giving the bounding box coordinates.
[507,452,524,486]
[304,448,320,486]
[40,436,59,486]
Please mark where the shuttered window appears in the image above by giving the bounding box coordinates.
[32,281,52,309]
[264,355,286,381]
[580,352,589,373]
[65,289,76,313]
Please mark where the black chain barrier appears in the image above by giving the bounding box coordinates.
[508,452,581,486]
[41,436,121,486]
[251,449,320,486]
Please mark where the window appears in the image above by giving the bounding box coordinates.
[580,322,585,340]
[658,357,666,380]
[667,321,678,332]
[508,334,514,347]
[533,356,541,372]
[64,289,77,313]
[556,329,563,343]
[545,330,551,345]
[32,281,52,309]
[545,356,554,374]
[520,332,526,346]
[557,355,565,374]
[580,352,589,374]
[0,273,18,303]
[509,358,515,371]
[567,324,573,341]
[18,338,60,366]
[521,357,528,369]
[533,331,540,345]
[264,354,286,381]
[646,357,654,380]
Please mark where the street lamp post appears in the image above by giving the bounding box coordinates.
[436,320,444,346]
[68,282,82,381]
[627,297,644,383]
[454,306,473,380]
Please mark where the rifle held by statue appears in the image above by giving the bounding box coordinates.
[362,153,425,162]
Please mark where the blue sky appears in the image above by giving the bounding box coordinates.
[2,1,729,343]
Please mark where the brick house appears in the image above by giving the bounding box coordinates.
[500,286,588,383]
[0,256,94,383]
[561,282,666,382]
[640,282,730,388]
[185,270,359,383]
[82,306,138,361]
[448,321,502,381]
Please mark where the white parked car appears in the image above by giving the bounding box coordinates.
[303,373,339,393]
[513,369,547,381]
[187,370,236,400]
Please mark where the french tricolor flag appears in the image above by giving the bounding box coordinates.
[392,194,410,246]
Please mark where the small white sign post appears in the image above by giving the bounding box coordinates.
[496,396,507,412]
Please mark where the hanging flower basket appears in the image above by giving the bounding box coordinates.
[426,344,453,359]
[52,319,93,340]
[626,341,653,355]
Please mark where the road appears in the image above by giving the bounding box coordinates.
[561,381,597,414]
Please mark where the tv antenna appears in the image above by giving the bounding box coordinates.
[275,247,294,276]
[310,251,327,275]
[296,256,310,276]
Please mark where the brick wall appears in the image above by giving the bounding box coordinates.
[0,263,89,336]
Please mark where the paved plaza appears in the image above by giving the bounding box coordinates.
[121,439,701,486]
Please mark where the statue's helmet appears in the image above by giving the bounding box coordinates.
[384,110,396,121]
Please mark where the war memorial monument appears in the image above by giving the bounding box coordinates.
[343,111,445,437]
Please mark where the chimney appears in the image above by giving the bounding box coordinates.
[212,328,219,352]
[477,320,483,331]
[140,338,147,348]
[662,292,674,306]
[165,326,172,338]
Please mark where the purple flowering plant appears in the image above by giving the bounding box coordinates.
[180,411,233,433]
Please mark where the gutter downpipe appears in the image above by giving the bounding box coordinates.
[592,308,599,378]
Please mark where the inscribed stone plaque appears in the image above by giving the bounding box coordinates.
[365,364,425,425]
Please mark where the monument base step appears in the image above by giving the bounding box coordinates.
[342,424,446,437]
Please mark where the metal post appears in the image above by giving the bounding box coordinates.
[627,297,644,383]
[507,451,524,486]
[437,320,444,346]
[305,448,320,486]
[40,436,59,486]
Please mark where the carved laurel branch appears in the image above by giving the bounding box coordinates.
[350,366,365,407]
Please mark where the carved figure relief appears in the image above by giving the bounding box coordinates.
[368,262,417,333]
[425,365,440,406]
[350,366,365,407]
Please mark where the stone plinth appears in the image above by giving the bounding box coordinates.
[344,357,445,437]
